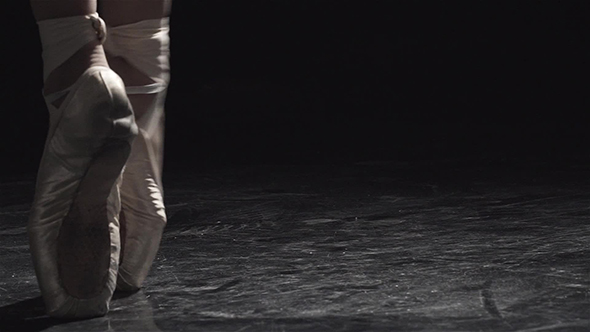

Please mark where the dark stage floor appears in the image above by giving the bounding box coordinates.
[0,160,589,331]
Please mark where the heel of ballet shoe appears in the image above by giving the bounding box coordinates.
[28,67,138,319]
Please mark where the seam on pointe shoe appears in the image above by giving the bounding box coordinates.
[97,70,119,140]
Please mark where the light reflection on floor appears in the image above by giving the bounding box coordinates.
[1,161,589,331]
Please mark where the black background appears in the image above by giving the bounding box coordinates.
[1,0,587,175]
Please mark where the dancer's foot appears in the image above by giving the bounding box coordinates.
[102,18,170,291]
[28,14,137,318]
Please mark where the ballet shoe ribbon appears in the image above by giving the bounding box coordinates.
[89,15,107,44]
[38,13,109,81]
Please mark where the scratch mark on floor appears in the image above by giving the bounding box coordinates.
[480,280,502,319]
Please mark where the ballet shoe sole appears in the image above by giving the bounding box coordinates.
[57,138,131,299]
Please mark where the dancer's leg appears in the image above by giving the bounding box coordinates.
[100,0,172,291]
[28,0,137,318]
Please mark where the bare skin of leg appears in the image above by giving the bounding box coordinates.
[99,0,172,120]
[30,0,109,104]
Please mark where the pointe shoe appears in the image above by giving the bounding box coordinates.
[27,14,138,319]
[103,18,170,291]
[28,66,137,318]
[116,100,167,292]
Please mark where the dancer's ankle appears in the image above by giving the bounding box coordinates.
[107,54,156,119]
[44,40,109,98]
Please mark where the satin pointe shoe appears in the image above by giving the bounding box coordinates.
[103,18,170,291]
[27,14,138,318]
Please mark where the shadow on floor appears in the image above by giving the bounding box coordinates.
[0,296,62,332]
[0,291,155,332]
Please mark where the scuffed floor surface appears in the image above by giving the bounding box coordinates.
[0,161,589,331]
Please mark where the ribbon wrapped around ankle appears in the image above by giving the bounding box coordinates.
[37,13,107,82]
[103,18,170,95]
